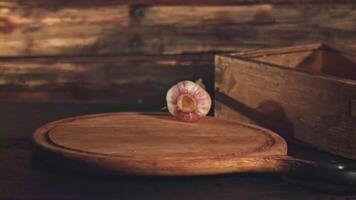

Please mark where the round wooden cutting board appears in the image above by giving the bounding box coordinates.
[33,112,288,176]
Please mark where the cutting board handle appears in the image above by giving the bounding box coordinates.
[279,156,356,193]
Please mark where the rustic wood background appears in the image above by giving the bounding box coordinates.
[2,2,356,199]
[1,1,356,105]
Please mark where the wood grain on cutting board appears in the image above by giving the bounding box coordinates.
[33,112,288,175]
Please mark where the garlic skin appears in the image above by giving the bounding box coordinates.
[166,80,212,122]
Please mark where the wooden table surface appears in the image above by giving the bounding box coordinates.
[1,101,356,200]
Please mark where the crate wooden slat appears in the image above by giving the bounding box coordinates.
[215,43,356,159]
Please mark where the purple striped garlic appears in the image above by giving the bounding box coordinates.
[166,80,212,122]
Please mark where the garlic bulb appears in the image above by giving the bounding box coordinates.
[166,80,212,122]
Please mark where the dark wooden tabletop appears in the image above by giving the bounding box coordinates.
[1,101,356,200]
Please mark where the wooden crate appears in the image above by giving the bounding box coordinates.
[215,43,356,159]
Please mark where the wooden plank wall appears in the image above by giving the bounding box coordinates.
[1,1,356,104]
[0,55,213,104]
